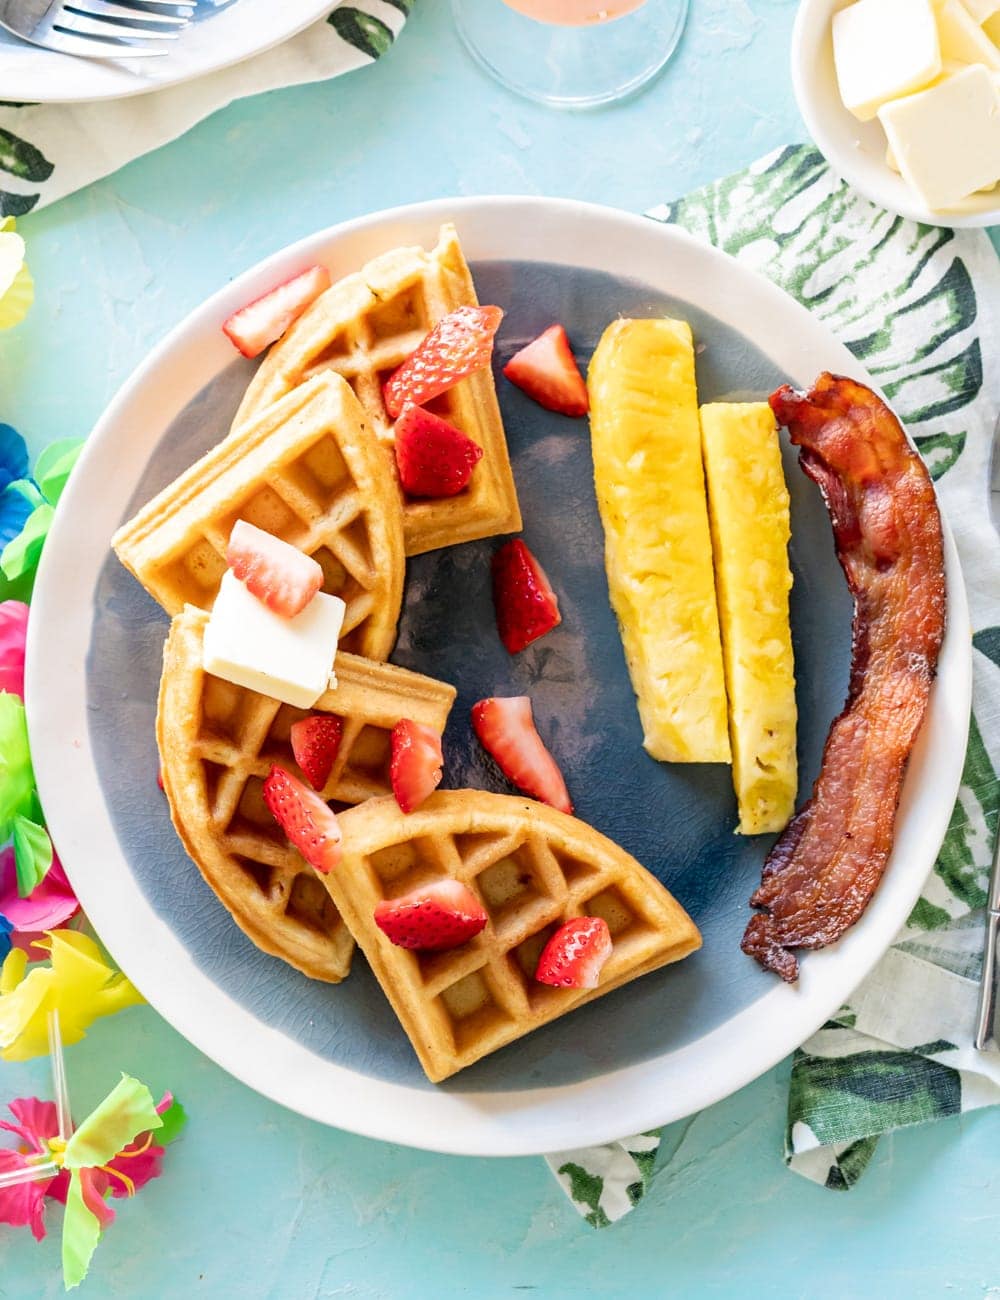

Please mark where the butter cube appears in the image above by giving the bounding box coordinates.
[833,0,941,121]
[203,570,346,708]
[934,0,1000,67]
[878,65,1000,207]
[959,0,1000,22]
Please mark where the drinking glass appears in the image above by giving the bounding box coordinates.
[452,0,690,109]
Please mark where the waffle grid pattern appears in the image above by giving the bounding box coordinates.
[114,373,405,661]
[157,609,456,983]
[328,793,702,1081]
[232,224,522,556]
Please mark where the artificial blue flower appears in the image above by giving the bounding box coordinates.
[0,425,28,490]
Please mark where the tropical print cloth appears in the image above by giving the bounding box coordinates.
[0,2,409,215]
[549,145,1000,1225]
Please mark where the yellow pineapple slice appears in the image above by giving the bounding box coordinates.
[588,318,730,764]
[700,402,797,834]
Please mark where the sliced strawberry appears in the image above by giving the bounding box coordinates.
[222,264,331,359]
[383,305,503,418]
[491,539,562,654]
[390,719,444,813]
[290,714,343,791]
[471,696,573,814]
[374,879,488,951]
[535,916,612,989]
[226,519,323,619]
[393,404,484,499]
[503,324,589,417]
[262,764,342,873]
[156,766,165,793]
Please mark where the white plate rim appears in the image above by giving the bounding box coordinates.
[0,0,342,105]
[26,194,972,1157]
[791,0,1000,229]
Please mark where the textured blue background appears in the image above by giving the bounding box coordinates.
[2,1,1000,1296]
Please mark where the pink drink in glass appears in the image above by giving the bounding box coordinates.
[501,0,647,24]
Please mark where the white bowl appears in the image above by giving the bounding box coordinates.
[791,0,1000,228]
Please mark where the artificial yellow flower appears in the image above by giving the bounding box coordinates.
[0,930,143,1061]
[0,217,33,330]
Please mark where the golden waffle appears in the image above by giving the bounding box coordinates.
[325,790,701,1080]
[157,606,457,983]
[231,224,522,557]
[113,371,405,661]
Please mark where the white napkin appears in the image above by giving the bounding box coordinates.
[0,1,407,216]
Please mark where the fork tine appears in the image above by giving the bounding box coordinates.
[41,26,169,55]
[55,12,183,40]
[64,0,190,23]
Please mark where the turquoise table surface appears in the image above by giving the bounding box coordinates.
[3,2,1000,1296]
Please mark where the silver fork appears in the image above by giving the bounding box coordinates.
[0,0,193,60]
[974,416,1000,1051]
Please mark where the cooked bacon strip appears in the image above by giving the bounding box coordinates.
[741,373,946,982]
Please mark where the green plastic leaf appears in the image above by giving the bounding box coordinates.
[62,1170,102,1291]
[34,438,84,508]
[2,477,42,511]
[12,815,51,896]
[0,691,34,837]
[64,1075,162,1171]
[0,501,53,588]
[156,1097,187,1147]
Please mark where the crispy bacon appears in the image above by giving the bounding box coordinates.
[741,373,946,982]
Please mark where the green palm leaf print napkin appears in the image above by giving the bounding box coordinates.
[549,145,1000,1224]
[0,2,409,215]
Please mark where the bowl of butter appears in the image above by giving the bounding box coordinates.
[792,0,1000,226]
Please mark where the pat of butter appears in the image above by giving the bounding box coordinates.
[878,65,1000,208]
[833,0,941,121]
[934,0,1000,68]
[203,570,346,708]
[959,0,1000,23]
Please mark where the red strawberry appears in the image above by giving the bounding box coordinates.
[222,264,331,359]
[226,519,323,619]
[374,879,488,951]
[491,539,562,653]
[156,766,165,793]
[383,305,503,418]
[262,764,342,873]
[290,714,343,791]
[390,719,444,813]
[503,324,589,417]
[393,404,484,499]
[535,916,612,989]
[471,696,573,814]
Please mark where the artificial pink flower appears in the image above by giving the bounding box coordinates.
[0,1098,64,1240]
[0,846,79,954]
[0,600,28,698]
[0,1090,176,1243]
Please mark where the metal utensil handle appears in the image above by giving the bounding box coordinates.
[975,910,999,1050]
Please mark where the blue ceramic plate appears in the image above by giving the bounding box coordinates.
[27,198,970,1155]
